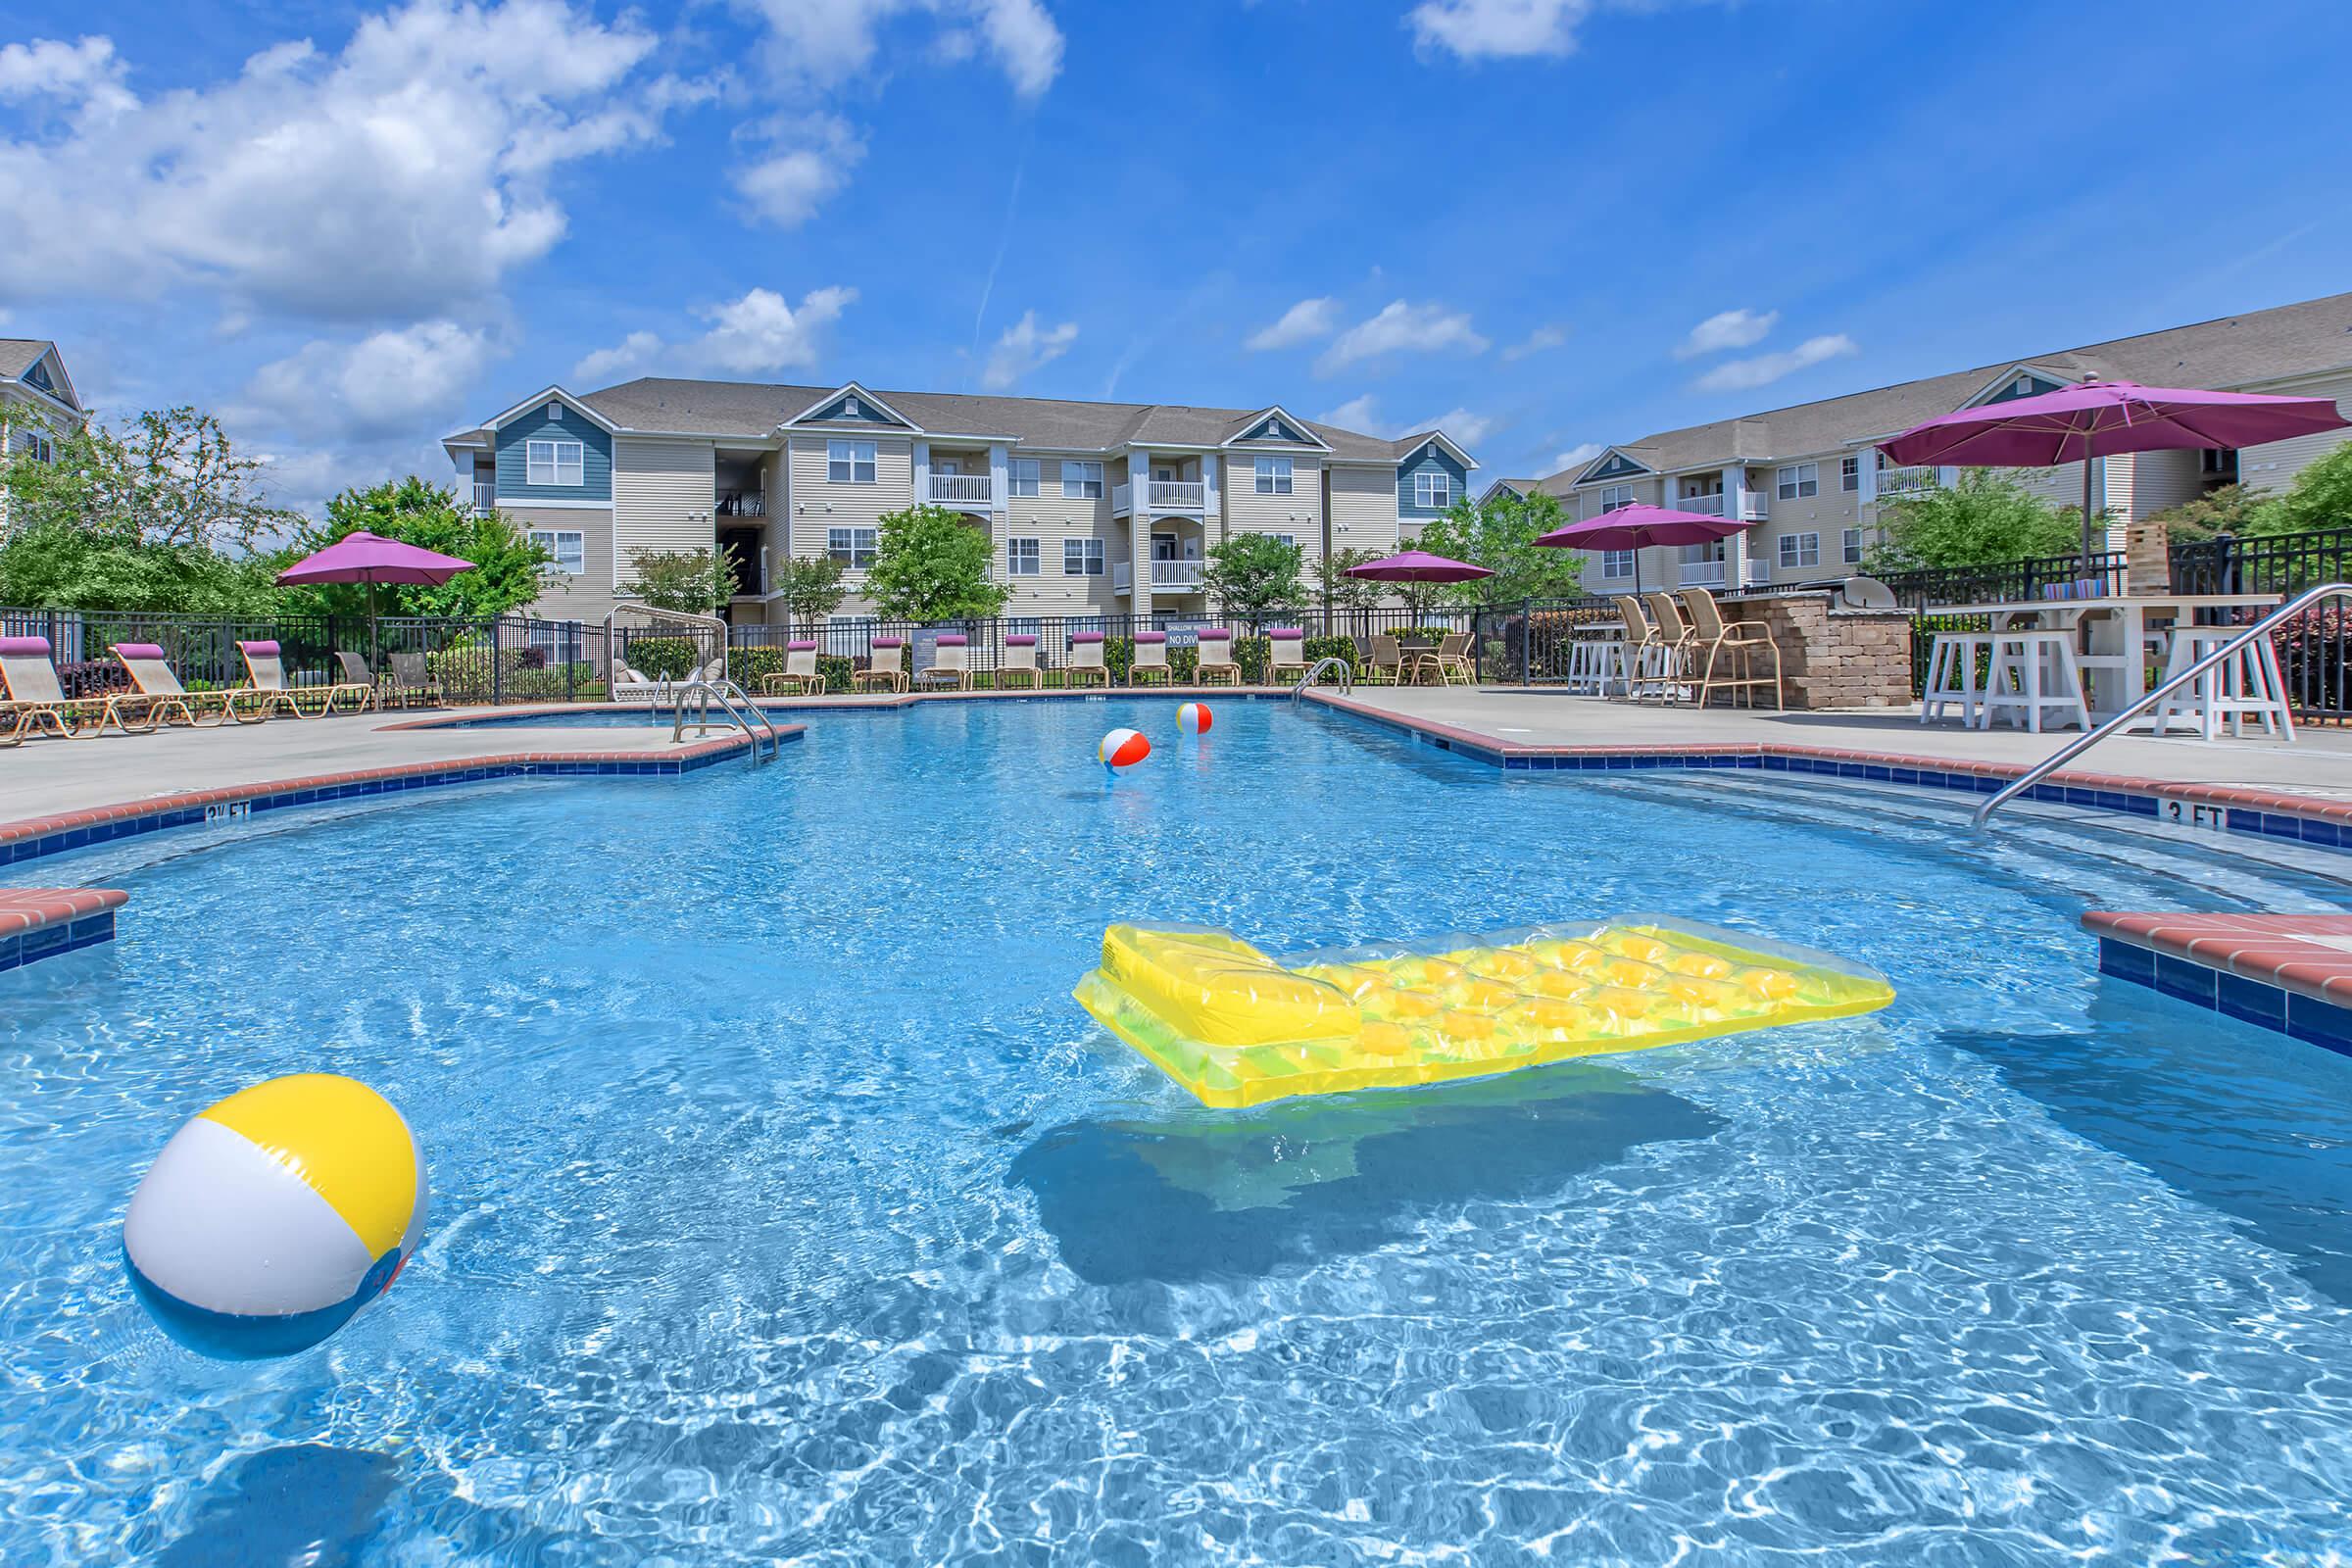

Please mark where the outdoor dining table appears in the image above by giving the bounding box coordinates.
[1934,593,2280,720]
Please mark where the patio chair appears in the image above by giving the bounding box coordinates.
[236,640,371,718]
[1679,587,1783,710]
[1195,629,1240,685]
[914,634,971,692]
[855,638,908,694]
[997,635,1041,689]
[385,651,445,710]
[1129,631,1170,686]
[1265,628,1308,685]
[332,652,384,712]
[114,642,239,728]
[1366,633,1405,685]
[1642,593,1699,706]
[1427,632,1474,686]
[0,635,154,743]
[761,641,827,697]
[1611,596,1664,704]
[1066,632,1110,687]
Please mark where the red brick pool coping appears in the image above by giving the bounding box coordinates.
[2084,912,2352,1008]
[0,886,126,936]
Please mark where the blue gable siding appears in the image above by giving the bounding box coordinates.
[495,402,613,504]
[1243,416,1305,443]
[22,358,53,395]
[1982,371,2068,406]
[1396,441,1469,517]
[807,393,902,425]
[1582,451,1647,483]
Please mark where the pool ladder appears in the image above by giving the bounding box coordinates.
[1294,656,1354,699]
[668,678,781,765]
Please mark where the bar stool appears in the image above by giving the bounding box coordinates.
[1983,629,2089,732]
[2151,627,2295,741]
[1564,630,1621,694]
[1920,631,1993,726]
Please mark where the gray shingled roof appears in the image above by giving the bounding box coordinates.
[0,339,51,379]
[1540,291,2352,492]
[554,378,1410,463]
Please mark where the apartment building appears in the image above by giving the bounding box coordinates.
[0,339,85,530]
[442,378,1476,630]
[1532,291,2352,594]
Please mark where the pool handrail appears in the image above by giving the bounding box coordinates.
[1294,655,1353,698]
[1973,580,2350,829]
[668,677,780,764]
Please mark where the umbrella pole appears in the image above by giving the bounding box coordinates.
[2081,456,2097,587]
[368,578,380,669]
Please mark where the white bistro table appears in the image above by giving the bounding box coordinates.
[1934,593,2281,720]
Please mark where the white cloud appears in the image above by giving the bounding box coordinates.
[1693,333,1859,393]
[1408,0,1595,60]
[1409,408,1494,446]
[1674,308,1778,360]
[1317,394,1385,432]
[733,143,862,227]
[0,4,669,319]
[1246,297,1341,352]
[1315,300,1490,375]
[736,0,1063,97]
[572,286,858,383]
[1500,323,1567,363]
[1316,394,1493,448]
[1549,441,1602,474]
[981,310,1077,390]
[243,319,500,442]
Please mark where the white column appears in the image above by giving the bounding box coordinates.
[1128,446,1153,621]
[912,439,930,509]
[1724,466,1747,585]
[453,448,478,514]
[988,442,1009,514]
[1201,454,1221,548]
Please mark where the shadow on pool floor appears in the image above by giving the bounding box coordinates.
[1011,1062,1726,1287]
[157,1445,398,1568]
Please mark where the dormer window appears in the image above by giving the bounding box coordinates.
[2013,377,2031,396]
[845,396,861,417]
[547,403,563,421]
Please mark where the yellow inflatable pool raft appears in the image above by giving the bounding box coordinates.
[1073,916,1893,1107]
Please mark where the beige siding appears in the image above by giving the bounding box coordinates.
[2239,371,2352,495]
[508,505,618,626]
[612,437,715,590]
[1326,465,1401,557]
[2130,448,2205,518]
[785,432,914,601]
[1004,454,1119,613]
[1223,451,1324,566]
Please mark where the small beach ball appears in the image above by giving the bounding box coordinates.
[1099,727,1151,770]
[124,1074,426,1360]
[1176,702,1212,736]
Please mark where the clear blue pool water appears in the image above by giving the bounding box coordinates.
[9,698,2352,1564]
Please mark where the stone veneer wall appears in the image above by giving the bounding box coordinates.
[1738,593,1914,710]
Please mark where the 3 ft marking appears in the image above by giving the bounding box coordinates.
[203,802,252,824]
[2155,794,2225,831]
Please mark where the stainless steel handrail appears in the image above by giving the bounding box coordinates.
[667,677,779,765]
[1294,655,1353,698]
[1973,581,2345,828]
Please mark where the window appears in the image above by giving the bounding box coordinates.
[1272,533,1298,551]
[1006,616,1041,637]
[1063,538,1104,575]
[14,429,53,464]
[1599,549,1636,579]
[934,457,959,475]
[525,438,584,487]
[1778,531,1821,569]
[1775,463,1818,500]
[1413,470,1452,509]
[826,526,877,568]
[1839,456,1860,492]
[546,403,563,421]
[1009,458,1041,497]
[1254,457,1294,495]
[1061,461,1104,500]
[528,528,585,574]
[1598,484,1636,513]
[1006,537,1041,576]
[827,439,877,484]
[844,396,861,417]
[1841,527,1865,564]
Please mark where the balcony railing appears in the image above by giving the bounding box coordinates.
[1676,492,1727,516]
[1737,489,1770,520]
[1876,466,1939,499]
[1111,562,1133,592]
[1111,481,1132,514]
[1148,480,1205,511]
[927,473,994,505]
[1678,559,1729,587]
[471,481,495,516]
[1152,560,1204,589]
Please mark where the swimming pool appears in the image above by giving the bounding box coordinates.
[10,698,2352,1563]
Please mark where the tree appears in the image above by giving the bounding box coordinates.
[862,503,1011,621]
[2145,483,2276,545]
[1316,547,1388,617]
[1200,531,1305,620]
[630,547,733,615]
[1866,468,2082,572]
[0,406,300,553]
[0,522,283,614]
[777,555,849,633]
[2261,440,2352,537]
[275,478,553,619]
[1411,491,1586,606]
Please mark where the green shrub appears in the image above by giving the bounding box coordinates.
[817,655,852,693]
[728,647,785,689]
[1303,634,1356,673]
[1170,646,1199,682]
[1104,636,1134,683]
[624,636,699,679]
[1237,636,1271,684]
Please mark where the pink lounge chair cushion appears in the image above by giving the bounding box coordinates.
[1133,632,1167,645]
[1268,628,1304,640]
[239,640,281,656]
[1070,632,1105,644]
[935,634,969,647]
[871,637,905,648]
[787,640,818,651]
[0,636,53,657]
[1196,629,1231,641]
[113,643,167,660]
[1004,635,1038,647]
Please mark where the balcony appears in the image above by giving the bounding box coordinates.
[927,472,995,506]
[1876,466,1939,500]
[1112,560,1207,595]
[1112,478,1208,516]
[1737,489,1770,520]
[471,480,495,516]
[1676,492,1727,516]
[1678,558,1728,587]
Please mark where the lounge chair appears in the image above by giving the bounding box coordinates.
[997,635,1041,688]
[1265,627,1308,685]
[1195,628,1240,685]
[1066,632,1109,687]
[0,635,154,742]
[1129,631,1170,686]
[856,637,907,693]
[114,642,239,727]
[761,641,827,697]
[385,651,445,710]
[1679,587,1783,710]
[332,652,384,711]
[914,633,970,691]
[236,640,372,718]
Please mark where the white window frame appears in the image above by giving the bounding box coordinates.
[1006,537,1041,576]
[1598,484,1636,514]
[1778,531,1821,569]
[1063,537,1104,576]
[1599,549,1636,579]
[1413,470,1452,510]
[1272,533,1298,551]
[528,528,585,575]
[1009,458,1041,497]
[525,438,585,487]
[1839,456,1860,492]
[1775,462,1818,500]
[1061,461,1104,500]
[826,525,877,569]
[1841,526,1865,564]
[828,439,877,485]
[1255,457,1294,496]
[546,403,564,422]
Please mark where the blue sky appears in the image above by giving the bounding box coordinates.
[3,0,2349,513]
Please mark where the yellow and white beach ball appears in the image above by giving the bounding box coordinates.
[1175,702,1212,736]
[124,1074,426,1360]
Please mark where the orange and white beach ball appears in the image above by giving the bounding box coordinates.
[1099,727,1151,769]
[1176,702,1211,736]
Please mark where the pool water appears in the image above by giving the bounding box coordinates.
[9,698,2352,1564]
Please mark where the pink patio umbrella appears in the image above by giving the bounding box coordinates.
[1878,378,2350,582]
[1534,504,1754,594]
[275,530,475,663]
[1343,549,1495,584]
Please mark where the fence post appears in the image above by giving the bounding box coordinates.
[491,619,504,706]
